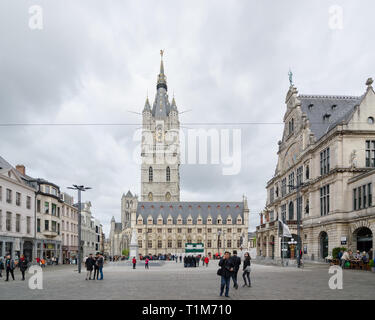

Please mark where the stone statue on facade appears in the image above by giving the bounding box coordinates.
[350,149,357,168]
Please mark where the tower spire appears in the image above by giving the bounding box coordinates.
[157,49,167,90]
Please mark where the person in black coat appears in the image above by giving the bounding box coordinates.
[218,251,234,297]
[19,255,28,281]
[5,255,15,281]
[85,254,95,280]
[230,250,241,289]
[242,252,251,287]
[93,253,100,280]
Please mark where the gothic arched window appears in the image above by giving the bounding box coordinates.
[148,192,153,201]
[149,167,153,182]
[166,166,170,182]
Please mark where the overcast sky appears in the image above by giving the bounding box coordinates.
[1,0,375,235]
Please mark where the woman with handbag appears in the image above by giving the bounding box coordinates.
[242,252,251,287]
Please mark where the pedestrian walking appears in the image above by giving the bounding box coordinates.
[19,255,28,281]
[41,258,46,268]
[145,258,149,269]
[96,253,104,280]
[179,255,182,263]
[230,250,241,289]
[218,251,234,298]
[242,252,251,287]
[5,255,15,281]
[132,257,137,269]
[85,254,95,280]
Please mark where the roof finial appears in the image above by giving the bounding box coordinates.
[288,68,294,86]
[366,77,373,91]
[157,49,167,90]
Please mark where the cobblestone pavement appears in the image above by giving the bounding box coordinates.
[0,261,374,300]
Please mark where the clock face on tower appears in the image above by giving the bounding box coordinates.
[156,124,163,142]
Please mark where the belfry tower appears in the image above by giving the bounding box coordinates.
[141,50,180,202]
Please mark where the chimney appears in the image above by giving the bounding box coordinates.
[16,165,25,175]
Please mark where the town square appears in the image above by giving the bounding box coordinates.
[1,0,375,306]
[1,260,375,300]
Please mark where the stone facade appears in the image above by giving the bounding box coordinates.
[256,78,375,262]
[61,193,78,262]
[0,159,35,261]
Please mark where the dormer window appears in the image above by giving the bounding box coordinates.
[331,104,337,110]
[308,103,314,110]
[323,113,331,121]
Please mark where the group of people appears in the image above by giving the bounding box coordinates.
[84,252,104,280]
[183,255,210,267]
[338,249,373,268]
[218,250,251,298]
[0,254,29,281]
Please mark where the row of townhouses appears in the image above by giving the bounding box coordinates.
[256,78,375,263]
[0,156,104,263]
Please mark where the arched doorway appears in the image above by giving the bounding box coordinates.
[23,241,33,262]
[281,234,300,259]
[319,232,329,259]
[355,227,373,252]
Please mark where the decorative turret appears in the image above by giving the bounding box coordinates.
[171,96,178,112]
[143,96,151,113]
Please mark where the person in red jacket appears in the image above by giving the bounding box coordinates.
[204,256,209,267]
[132,257,136,269]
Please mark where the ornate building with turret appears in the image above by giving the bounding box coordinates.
[109,52,249,258]
[256,77,375,263]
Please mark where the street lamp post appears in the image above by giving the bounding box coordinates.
[287,182,303,268]
[217,230,221,258]
[67,185,91,273]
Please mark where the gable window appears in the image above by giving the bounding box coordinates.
[365,140,375,167]
[166,167,170,182]
[320,185,330,216]
[320,147,330,175]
